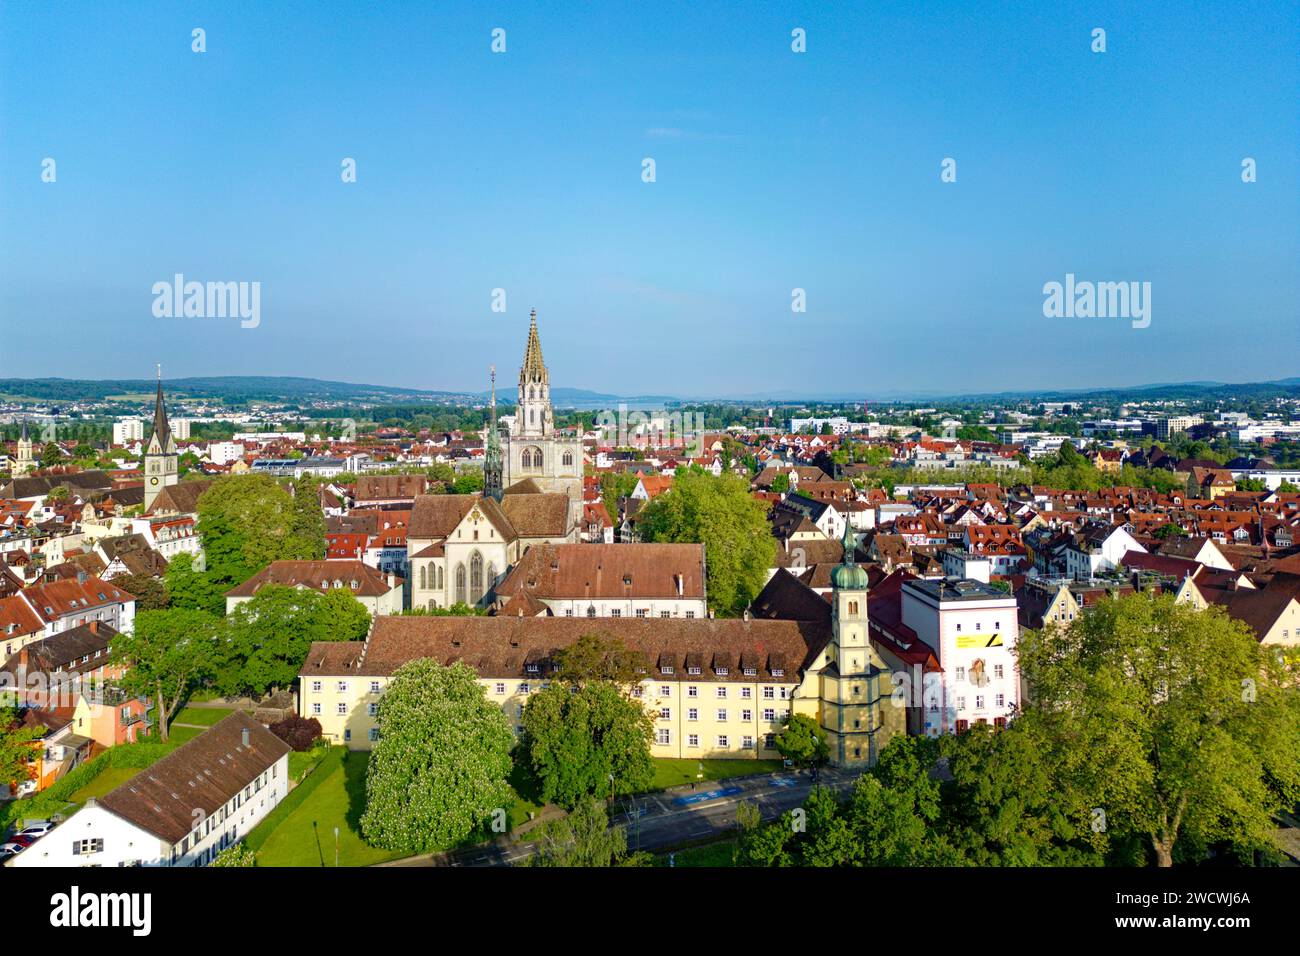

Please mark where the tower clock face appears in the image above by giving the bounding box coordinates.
[150,477,159,486]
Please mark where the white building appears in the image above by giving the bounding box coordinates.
[112,418,144,446]
[1065,525,1146,580]
[900,578,1020,735]
[10,714,289,868]
[207,441,246,466]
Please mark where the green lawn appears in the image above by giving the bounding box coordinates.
[656,837,737,867]
[68,767,140,804]
[646,759,784,791]
[166,725,207,744]
[172,706,235,727]
[250,750,406,867]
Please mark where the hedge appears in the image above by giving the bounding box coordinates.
[2,739,181,833]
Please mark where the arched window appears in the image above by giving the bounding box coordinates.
[562,451,573,467]
[522,449,532,469]
[533,448,543,471]
[419,565,427,590]
[470,551,484,604]
[455,564,467,604]
[530,408,536,425]
[486,563,497,589]
[436,565,444,589]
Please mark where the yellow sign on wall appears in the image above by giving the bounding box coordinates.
[956,633,1004,649]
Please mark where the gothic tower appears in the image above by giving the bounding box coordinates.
[144,366,179,511]
[483,365,503,502]
[13,419,34,478]
[513,309,554,439]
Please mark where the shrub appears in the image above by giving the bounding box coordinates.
[269,714,323,752]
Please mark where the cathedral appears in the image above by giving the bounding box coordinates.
[496,310,583,507]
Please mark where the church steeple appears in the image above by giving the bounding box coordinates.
[144,365,179,510]
[14,418,34,477]
[484,365,503,502]
[513,309,553,439]
[148,363,175,453]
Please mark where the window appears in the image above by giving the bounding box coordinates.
[659,685,671,696]
[344,729,351,741]
[687,686,698,698]
[716,687,727,699]
[975,696,985,709]
[312,703,321,715]
[741,709,752,722]
[685,611,695,619]
[73,838,104,855]
[655,729,671,745]
[370,681,380,693]
[337,681,348,693]
[687,734,699,747]
[659,707,671,720]
[742,736,754,749]
[369,728,380,742]
[956,623,961,631]
[367,703,378,716]
[311,680,321,693]
[994,664,1004,679]
[740,686,752,699]
[660,611,671,618]
[956,696,966,710]
[716,709,727,722]
[995,693,1005,707]
[337,703,347,715]
[687,666,700,675]
[763,708,776,721]
[610,608,621,618]
[687,708,698,721]
[716,735,729,748]
[955,666,966,682]
[763,687,775,699]
[519,683,530,695]
[771,668,784,677]
[635,608,647,618]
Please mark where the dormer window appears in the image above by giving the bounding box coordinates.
[716,667,728,676]
[688,666,700,676]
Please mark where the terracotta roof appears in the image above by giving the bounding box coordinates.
[224,560,400,598]
[147,480,213,515]
[498,493,570,538]
[0,594,44,638]
[409,494,514,541]
[300,614,830,683]
[20,576,134,623]
[97,712,290,845]
[494,543,706,601]
[353,475,428,501]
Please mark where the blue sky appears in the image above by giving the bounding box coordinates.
[1,1,1296,398]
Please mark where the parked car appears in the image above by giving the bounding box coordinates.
[0,836,34,854]
[17,821,55,838]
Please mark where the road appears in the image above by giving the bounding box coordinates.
[390,767,860,867]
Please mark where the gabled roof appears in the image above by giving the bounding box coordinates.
[494,543,705,601]
[224,560,399,598]
[97,713,290,845]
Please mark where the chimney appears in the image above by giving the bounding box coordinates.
[89,621,98,635]
[241,728,250,747]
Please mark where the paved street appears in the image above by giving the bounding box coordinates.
[382,767,861,867]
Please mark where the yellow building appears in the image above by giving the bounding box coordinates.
[297,540,903,766]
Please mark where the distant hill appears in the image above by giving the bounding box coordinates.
[2,375,1297,408]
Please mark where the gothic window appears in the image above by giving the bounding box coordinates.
[455,564,467,604]
[522,449,532,469]
[562,451,573,467]
[419,565,427,590]
[534,448,543,471]
[470,551,484,604]
[437,565,444,589]
[530,408,536,425]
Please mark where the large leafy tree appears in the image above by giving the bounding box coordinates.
[289,476,327,560]
[637,468,775,616]
[521,679,654,809]
[1018,593,1300,866]
[197,475,315,591]
[522,797,648,867]
[773,713,829,769]
[164,552,225,616]
[361,660,514,853]
[553,633,648,686]
[112,609,223,741]
[221,585,355,697]
[112,573,169,611]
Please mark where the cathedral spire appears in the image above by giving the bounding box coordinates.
[520,309,547,385]
[484,365,503,502]
[19,418,27,442]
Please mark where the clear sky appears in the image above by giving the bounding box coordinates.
[1,1,1296,398]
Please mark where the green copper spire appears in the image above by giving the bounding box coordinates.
[832,520,868,590]
[484,364,503,502]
